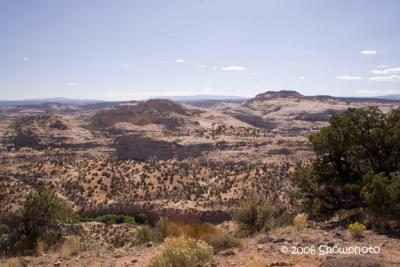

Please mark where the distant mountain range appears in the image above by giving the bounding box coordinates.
[0,98,104,105]
[149,95,248,101]
[1,93,400,106]
[376,94,400,100]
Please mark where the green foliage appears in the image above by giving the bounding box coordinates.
[148,236,213,267]
[233,196,273,235]
[348,222,366,239]
[21,187,73,248]
[293,107,400,225]
[79,214,135,225]
[0,224,10,235]
[136,213,148,224]
[202,233,242,253]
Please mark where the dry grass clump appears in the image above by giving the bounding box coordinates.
[0,258,21,267]
[60,235,81,258]
[202,232,242,253]
[293,213,308,230]
[233,196,273,235]
[35,239,48,255]
[245,256,268,267]
[148,235,213,267]
[134,217,218,245]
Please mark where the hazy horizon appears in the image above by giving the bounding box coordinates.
[1,0,400,100]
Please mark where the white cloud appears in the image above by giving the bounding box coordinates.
[298,76,306,80]
[68,82,77,86]
[23,57,31,61]
[121,63,134,68]
[336,75,363,80]
[212,66,217,70]
[356,90,382,95]
[176,59,184,63]
[384,90,400,94]
[360,50,377,55]
[199,65,206,69]
[370,66,400,75]
[369,75,400,81]
[221,65,246,71]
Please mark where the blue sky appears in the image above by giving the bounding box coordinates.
[1,0,400,100]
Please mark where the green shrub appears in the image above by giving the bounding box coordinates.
[21,187,73,248]
[80,214,135,225]
[136,213,148,224]
[202,233,241,253]
[348,222,366,239]
[148,236,213,267]
[292,107,400,226]
[233,196,273,235]
[0,224,10,235]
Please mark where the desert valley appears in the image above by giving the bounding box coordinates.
[1,90,400,266]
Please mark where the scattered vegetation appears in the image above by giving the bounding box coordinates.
[245,256,268,267]
[233,196,273,235]
[79,214,135,225]
[0,224,10,235]
[134,217,218,246]
[293,107,400,227]
[348,222,366,239]
[202,232,242,253]
[293,213,308,230]
[148,236,213,267]
[60,235,81,258]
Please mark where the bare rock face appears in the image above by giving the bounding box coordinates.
[12,115,70,148]
[319,256,384,267]
[91,99,201,130]
[114,136,213,160]
[247,90,304,103]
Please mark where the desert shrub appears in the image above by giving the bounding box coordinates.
[202,232,241,253]
[233,196,273,235]
[148,236,213,267]
[293,107,400,226]
[153,217,217,241]
[134,225,157,245]
[183,223,217,239]
[154,217,182,240]
[60,235,81,258]
[0,258,21,267]
[80,214,135,225]
[245,256,268,267]
[0,224,9,235]
[293,213,308,230]
[136,213,149,224]
[21,187,73,249]
[34,232,58,254]
[348,222,366,239]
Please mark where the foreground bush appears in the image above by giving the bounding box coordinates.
[21,187,73,249]
[348,222,366,239]
[293,213,308,230]
[233,196,273,235]
[148,236,213,267]
[293,107,400,226]
[202,233,242,253]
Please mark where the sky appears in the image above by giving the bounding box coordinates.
[0,0,400,100]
